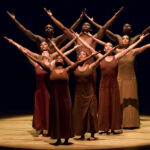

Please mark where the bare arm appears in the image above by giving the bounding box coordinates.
[51,37,76,58]
[44,8,74,40]
[115,34,149,60]
[54,9,86,47]
[48,38,74,65]
[70,8,86,30]
[74,33,102,58]
[130,26,150,45]
[66,51,99,72]
[86,32,106,46]
[94,7,124,39]
[85,13,121,44]
[4,37,50,71]
[7,11,44,42]
[132,44,150,56]
[90,45,118,70]
[64,45,80,56]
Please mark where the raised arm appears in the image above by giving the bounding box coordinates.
[86,32,106,46]
[7,11,44,42]
[4,36,40,58]
[53,9,86,47]
[115,34,149,60]
[132,44,150,56]
[4,37,50,71]
[130,26,150,45]
[44,8,74,40]
[66,51,99,72]
[90,45,118,70]
[85,12,121,44]
[48,38,74,65]
[73,33,102,58]
[51,37,76,58]
[70,8,86,30]
[94,7,123,39]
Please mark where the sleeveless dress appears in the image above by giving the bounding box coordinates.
[48,69,74,139]
[98,57,121,131]
[33,65,50,130]
[73,66,98,135]
[118,51,140,128]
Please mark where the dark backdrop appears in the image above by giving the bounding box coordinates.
[0,0,150,116]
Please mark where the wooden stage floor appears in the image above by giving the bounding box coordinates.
[0,115,150,150]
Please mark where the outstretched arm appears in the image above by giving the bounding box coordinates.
[85,13,121,44]
[115,34,149,60]
[54,9,86,47]
[48,38,74,65]
[130,26,150,45]
[85,32,106,46]
[94,7,124,39]
[73,32,102,58]
[90,45,118,70]
[51,37,76,58]
[132,44,150,56]
[66,51,99,72]
[7,11,44,43]
[44,8,74,40]
[4,37,50,71]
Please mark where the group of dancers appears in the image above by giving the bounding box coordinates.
[4,7,150,145]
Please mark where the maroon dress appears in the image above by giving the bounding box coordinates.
[98,57,121,131]
[33,65,50,130]
[48,69,74,139]
[73,66,98,135]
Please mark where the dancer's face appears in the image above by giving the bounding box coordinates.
[123,23,132,35]
[78,51,87,60]
[45,24,54,36]
[104,42,113,52]
[122,35,130,47]
[55,55,64,65]
[40,41,49,51]
[82,22,91,32]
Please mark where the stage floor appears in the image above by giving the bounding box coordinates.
[0,115,150,150]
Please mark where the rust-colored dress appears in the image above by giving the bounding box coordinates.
[118,51,140,128]
[33,65,50,130]
[98,57,121,131]
[48,69,74,139]
[73,66,98,135]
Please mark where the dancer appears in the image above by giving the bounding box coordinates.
[74,33,148,134]
[44,7,123,95]
[4,36,79,137]
[7,9,86,53]
[50,37,117,140]
[5,36,99,145]
[117,34,150,129]
[85,13,150,48]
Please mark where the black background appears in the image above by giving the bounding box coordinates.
[0,0,150,116]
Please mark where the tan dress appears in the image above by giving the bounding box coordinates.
[118,51,140,128]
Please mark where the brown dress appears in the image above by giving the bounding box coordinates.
[48,69,74,139]
[73,66,98,135]
[33,65,50,130]
[98,57,121,131]
[118,51,140,128]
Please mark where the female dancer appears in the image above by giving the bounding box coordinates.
[4,36,79,137]
[117,34,150,129]
[50,38,117,140]
[74,33,148,134]
[5,36,100,145]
